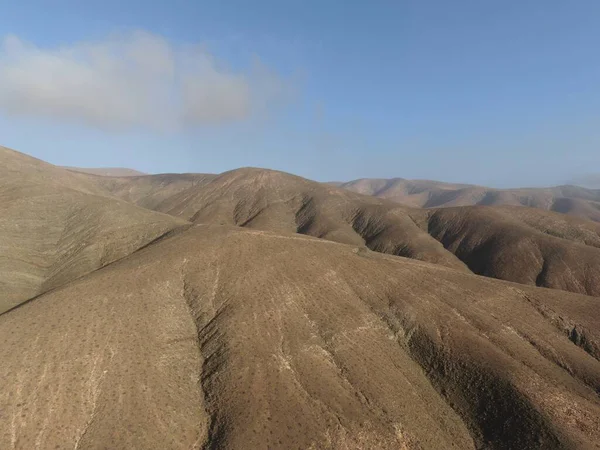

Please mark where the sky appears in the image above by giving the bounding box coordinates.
[0,0,599,187]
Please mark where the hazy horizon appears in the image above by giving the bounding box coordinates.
[6,144,600,190]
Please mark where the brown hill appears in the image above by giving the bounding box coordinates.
[82,172,217,211]
[2,148,600,449]
[0,146,188,313]
[90,166,600,297]
[418,205,600,296]
[63,166,147,177]
[1,225,599,449]
[339,178,600,222]
[146,167,470,272]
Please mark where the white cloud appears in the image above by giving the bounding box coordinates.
[0,31,291,131]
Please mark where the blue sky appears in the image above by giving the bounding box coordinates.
[0,0,598,186]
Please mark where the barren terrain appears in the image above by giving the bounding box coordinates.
[1,147,600,449]
[338,178,600,222]
[80,165,600,297]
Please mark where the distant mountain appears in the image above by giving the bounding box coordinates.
[63,166,147,177]
[338,177,600,222]
[568,174,600,189]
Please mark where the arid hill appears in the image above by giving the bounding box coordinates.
[0,147,188,313]
[148,167,470,272]
[1,147,600,449]
[1,225,599,449]
[418,205,600,296]
[79,166,600,297]
[82,172,217,211]
[338,178,600,222]
[63,166,147,177]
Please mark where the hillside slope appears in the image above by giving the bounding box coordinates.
[1,225,599,449]
[415,205,600,296]
[0,147,188,313]
[101,166,600,297]
[84,172,217,210]
[63,167,147,177]
[152,167,470,272]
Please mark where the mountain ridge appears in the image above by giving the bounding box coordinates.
[338,177,600,222]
